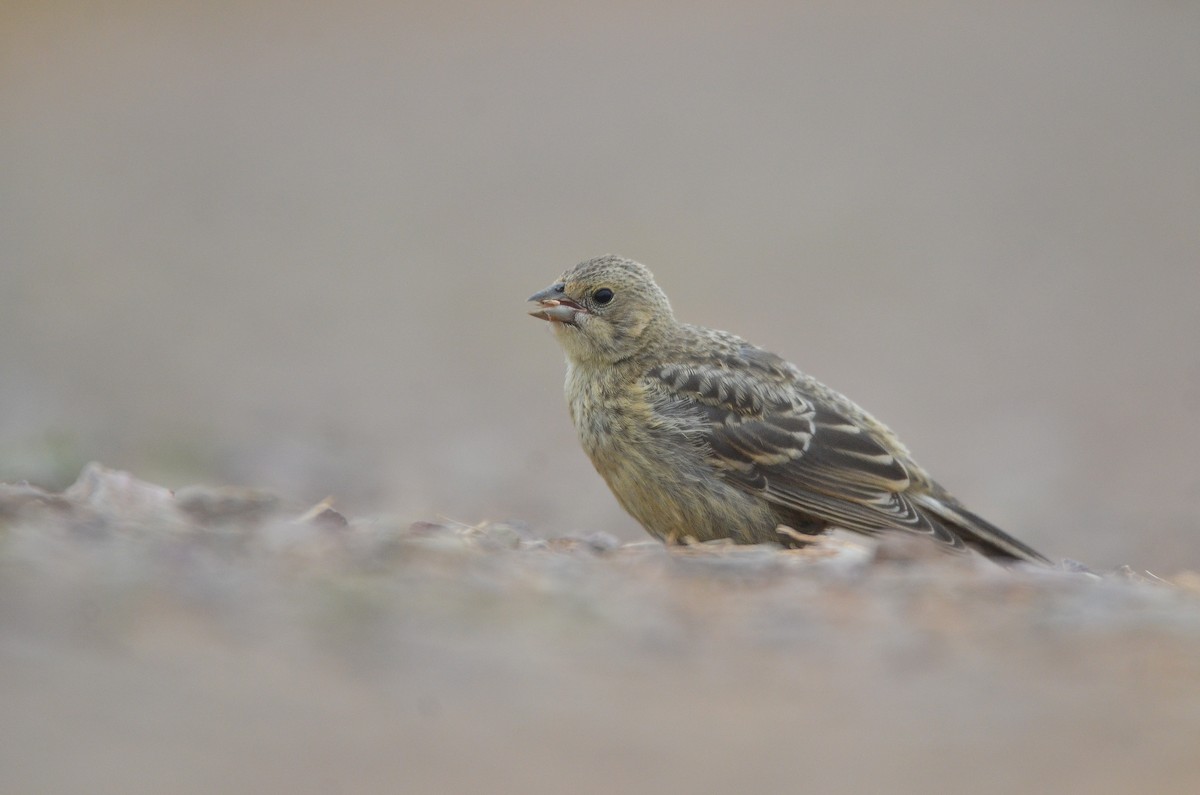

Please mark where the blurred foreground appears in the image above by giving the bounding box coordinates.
[3,464,1199,794]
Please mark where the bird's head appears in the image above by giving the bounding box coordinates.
[528,255,675,366]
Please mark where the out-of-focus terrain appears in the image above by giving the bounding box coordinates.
[3,0,1198,570]
[3,464,1200,795]
[3,2,1200,792]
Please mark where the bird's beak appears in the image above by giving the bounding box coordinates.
[528,284,587,325]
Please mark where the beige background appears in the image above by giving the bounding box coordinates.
[4,0,1199,570]
[4,6,1200,795]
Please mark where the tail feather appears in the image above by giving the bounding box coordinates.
[916,493,1049,565]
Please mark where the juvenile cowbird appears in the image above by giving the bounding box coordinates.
[529,255,1048,564]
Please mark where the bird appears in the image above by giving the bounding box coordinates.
[528,254,1049,565]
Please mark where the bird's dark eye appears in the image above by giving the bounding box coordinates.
[592,288,614,305]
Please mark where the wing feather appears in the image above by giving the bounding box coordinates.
[645,356,965,549]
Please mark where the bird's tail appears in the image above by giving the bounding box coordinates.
[916,492,1049,565]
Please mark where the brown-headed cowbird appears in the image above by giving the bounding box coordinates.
[529,254,1048,564]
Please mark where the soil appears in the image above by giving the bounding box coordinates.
[4,464,1199,794]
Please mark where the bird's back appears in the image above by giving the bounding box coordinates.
[642,324,1048,564]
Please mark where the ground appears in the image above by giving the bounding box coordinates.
[2,463,1199,794]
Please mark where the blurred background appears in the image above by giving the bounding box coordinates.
[5,5,1200,795]
[3,0,1199,570]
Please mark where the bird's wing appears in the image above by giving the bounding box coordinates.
[645,351,967,550]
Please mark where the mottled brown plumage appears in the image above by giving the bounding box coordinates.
[529,255,1048,564]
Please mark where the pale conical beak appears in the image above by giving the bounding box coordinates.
[528,283,587,325]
